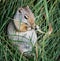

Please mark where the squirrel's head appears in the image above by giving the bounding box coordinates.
[13,6,36,32]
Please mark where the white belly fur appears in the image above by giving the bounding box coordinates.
[7,22,37,53]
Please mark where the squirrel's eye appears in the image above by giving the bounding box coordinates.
[24,15,28,19]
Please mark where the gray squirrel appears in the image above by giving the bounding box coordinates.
[7,6,38,56]
[7,6,53,57]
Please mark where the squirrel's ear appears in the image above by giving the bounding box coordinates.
[26,5,29,8]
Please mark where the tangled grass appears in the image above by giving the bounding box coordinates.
[0,0,60,61]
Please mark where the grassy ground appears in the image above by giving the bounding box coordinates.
[0,0,60,61]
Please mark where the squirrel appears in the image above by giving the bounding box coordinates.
[7,6,53,57]
[7,6,38,57]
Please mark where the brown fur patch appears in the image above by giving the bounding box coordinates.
[20,23,28,32]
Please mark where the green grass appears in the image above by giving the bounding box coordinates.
[0,0,60,61]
